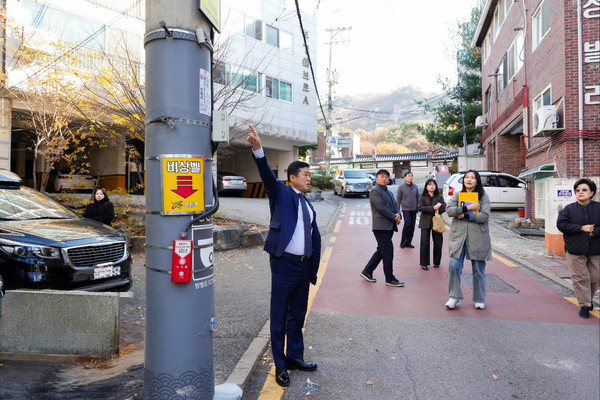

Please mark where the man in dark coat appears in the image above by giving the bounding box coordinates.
[360,169,404,287]
[396,171,419,248]
[247,125,321,387]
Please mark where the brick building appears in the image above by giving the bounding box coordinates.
[473,0,600,254]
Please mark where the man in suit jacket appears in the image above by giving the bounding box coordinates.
[247,125,321,387]
[360,169,405,287]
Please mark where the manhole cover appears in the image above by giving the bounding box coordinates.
[462,274,519,293]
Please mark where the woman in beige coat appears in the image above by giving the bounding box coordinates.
[444,170,492,310]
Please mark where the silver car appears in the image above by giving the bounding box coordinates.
[217,171,247,197]
[443,171,526,209]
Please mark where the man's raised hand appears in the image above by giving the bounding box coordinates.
[247,125,262,150]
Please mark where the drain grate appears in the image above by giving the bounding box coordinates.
[462,274,519,293]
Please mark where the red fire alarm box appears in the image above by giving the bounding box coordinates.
[172,239,193,283]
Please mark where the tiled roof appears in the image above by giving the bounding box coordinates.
[326,147,458,165]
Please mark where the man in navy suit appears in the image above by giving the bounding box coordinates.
[247,125,321,387]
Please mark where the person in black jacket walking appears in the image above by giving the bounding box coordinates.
[417,179,446,270]
[83,188,115,226]
[556,178,600,318]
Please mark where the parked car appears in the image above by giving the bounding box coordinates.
[53,171,96,192]
[332,169,372,197]
[442,171,526,209]
[217,171,247,196]
[0,169,132,291]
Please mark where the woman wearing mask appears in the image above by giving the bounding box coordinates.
[556,178,599,318]
[444,170,491,310]
[83,188,115,226]
[417,178,446,270]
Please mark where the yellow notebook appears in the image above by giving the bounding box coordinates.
[458,192,479,214]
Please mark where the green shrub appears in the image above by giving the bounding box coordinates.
[310,175,333,191]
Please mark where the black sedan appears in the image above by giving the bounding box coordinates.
[0,169,132,291]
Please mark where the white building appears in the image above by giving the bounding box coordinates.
[214,0,318,186]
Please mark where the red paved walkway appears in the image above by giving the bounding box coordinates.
[313,202,599,325]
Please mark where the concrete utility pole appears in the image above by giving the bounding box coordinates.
[144,1,234,399]
[457,51,468,169]
[324,25,350,176]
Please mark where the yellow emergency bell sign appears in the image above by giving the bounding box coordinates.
[161,155,205,215]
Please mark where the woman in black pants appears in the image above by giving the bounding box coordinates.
[417,179,446,270]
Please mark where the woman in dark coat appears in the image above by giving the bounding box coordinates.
[417,178,446,270]
[556,178,600,319]
[83,188,115,226]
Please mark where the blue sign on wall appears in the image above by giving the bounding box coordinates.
[557,189,572,197]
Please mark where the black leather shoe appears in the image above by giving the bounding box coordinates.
[579,307,590,318]
[406,244,415,248]
[400,243,406,248]
[275,367,290,387]
[286,358,317,371]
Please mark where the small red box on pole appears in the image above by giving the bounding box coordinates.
[172,239,193,283]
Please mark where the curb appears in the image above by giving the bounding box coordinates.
[225,320,270,388]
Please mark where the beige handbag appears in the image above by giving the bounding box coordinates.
[432,211,446,233]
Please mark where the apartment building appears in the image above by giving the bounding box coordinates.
[473,0,600,254]
[214,0,318,184]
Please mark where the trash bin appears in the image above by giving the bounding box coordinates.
[518,208,525,218]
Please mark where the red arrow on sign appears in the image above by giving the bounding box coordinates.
[172,176,197,198]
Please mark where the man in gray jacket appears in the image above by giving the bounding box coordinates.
[396,171,420,248]
[360,169,404,287]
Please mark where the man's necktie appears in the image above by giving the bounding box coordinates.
[299,194,313,257]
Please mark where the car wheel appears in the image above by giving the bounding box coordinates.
[341,188,346,198]
[333,186,337,195]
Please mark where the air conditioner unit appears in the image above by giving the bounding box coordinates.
[475,115,488,128]
[533,105,560,137]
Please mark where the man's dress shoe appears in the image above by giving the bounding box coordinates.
[286,358,317,371]
[275,367,290,387]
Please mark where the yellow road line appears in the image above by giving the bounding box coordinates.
[492,251,517,267]
[257,246,334,399]
[330,236,336,243]
[334,220,342,233]
[563,297,600,318]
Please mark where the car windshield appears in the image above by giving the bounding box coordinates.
[0,187,76,220]
[344,171,367,179]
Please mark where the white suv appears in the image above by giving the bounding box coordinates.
[333,169,372,198]
[442,171,526,209]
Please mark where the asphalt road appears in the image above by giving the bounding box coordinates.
[241,197,600,400]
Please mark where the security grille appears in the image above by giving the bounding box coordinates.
[66,242,126,266]
[354,183,366,189]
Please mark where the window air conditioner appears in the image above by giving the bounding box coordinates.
[475,115,488,128]
[533,105,560,137]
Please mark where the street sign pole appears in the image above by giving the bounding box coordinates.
[144,1,224,398]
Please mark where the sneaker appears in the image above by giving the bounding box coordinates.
[360,271,376,282]
[579,307,590,318]
[445,298,459,309]
[475,302,485,310]
[385,279,404,287]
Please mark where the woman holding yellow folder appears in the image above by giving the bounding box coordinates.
[444,170,492,310]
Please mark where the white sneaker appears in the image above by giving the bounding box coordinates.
[475,302,485,310]
[445,298,459,309]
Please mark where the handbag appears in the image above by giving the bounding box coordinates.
[432,210,446,233]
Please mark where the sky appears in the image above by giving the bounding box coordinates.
[314,0,479,98]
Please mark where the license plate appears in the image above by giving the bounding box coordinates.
[94,266,121,280]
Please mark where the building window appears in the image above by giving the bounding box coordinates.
[533,0,551,49]
[533,86,552,110]
[485,85,492,114]
[23,0,106,50]
[279,81,292,102]
[231,66,260,93]
[483,30,492,62]
[280,30,293,52]
[506,32,524,80]
[265,76,279,98]
[266,24,279,47]
[495,56,507,97]
[245,17,263,41]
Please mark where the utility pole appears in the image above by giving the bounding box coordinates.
[144,1,236,399]
[324,25,350,176]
